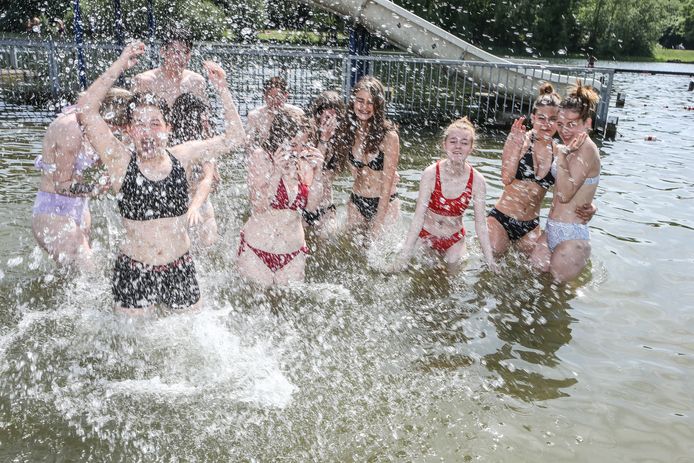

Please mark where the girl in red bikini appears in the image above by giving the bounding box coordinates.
[396,118,498,272]
[237,110,323,286]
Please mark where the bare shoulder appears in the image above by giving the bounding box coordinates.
[383,128,400,144]
[47,114,81,149]
[132,69,157,84]
[285,104,305,116]
[182,69,205,81]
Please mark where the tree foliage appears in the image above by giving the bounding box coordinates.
[1,0,690,55]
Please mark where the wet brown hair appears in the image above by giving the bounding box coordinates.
[263,76,288,95]
[170,93,212,144]
[532,83,561,113]
[100,87,132,127]
[342,75,397,159]
[262,109,314,156]
[309,91,347,172]
[560,79,600,121]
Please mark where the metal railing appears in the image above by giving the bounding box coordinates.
[0,39,613,129]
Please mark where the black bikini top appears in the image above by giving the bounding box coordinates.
[118,150,189,221]
[515,134,556,190]
[349,148,384,171]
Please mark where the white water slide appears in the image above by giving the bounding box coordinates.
[302,0,601,100]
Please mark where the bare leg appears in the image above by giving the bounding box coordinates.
[32,213,93,270]
[516,225,542,257]
[273,252,307,285]
[236,245,276,287]
[444,238,468,272]
[549,240,591,282]
[487,215,511,257]
[530,232,551,273]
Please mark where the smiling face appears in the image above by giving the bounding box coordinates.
[353,89,375,123]
[531,105,559,137]
[128,105,169,159]
[443,127,474,164]
[557,109,590,144]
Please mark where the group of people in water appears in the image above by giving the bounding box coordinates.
[31,28,601,314]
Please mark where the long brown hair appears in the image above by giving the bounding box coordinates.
[341,76,397,159]
[262,109,314,157]
[309,90,347,172]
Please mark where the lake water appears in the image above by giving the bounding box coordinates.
[1,71,693,461]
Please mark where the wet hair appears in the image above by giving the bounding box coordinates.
[342,75,397,158]
[442,117,476,145]
[125,93,170,125]
[100,87,132,127]
[560,79,600,121]
[263,76,288,95]
[262,109,314,156]
[160,26,193,51]
[532,83,561,113]
[309,91,348,172]
[170,93,212,144]
[309,90,344,118]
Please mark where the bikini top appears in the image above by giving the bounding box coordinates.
[515,133,556,189]
[550,158,600,185]
[349,148,384,171]
[270,178,309,211]
[118,150,189,221]
[427,160,474,217]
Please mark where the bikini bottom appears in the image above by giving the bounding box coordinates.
[302,204,336,227]
[488,207,539,241]
[546,219,590,252]
[33,191,89,226]
[112,252,200,309]
[350,192,398,221]
[238,232,308,273]
[418,227,466,253]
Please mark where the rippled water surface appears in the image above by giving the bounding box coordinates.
[1,71,693,461]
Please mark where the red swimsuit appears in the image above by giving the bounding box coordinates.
[418,161,474,253]
[238,178,310,272]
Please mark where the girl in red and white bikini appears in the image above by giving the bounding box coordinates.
[396,117,498,272]
[237,110,323,286]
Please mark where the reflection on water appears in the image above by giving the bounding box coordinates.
[1,69,694,461]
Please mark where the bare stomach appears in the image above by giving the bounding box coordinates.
[494,181,547,221]
[242,211,305,252]
[352,170,399,197]
[422,211,465,236]
[120,216,191,265]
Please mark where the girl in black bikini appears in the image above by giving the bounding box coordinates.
[487,84,595,258]
[77,42,245,314]
[343,76,401,239]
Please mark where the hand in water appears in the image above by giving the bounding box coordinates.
[203,61,228,90]
[488,260,501,274]
[118,41,145,70]
[575,202,597,224]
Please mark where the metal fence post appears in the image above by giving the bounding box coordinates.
[343,55,352,102]
[47,40,61,100]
